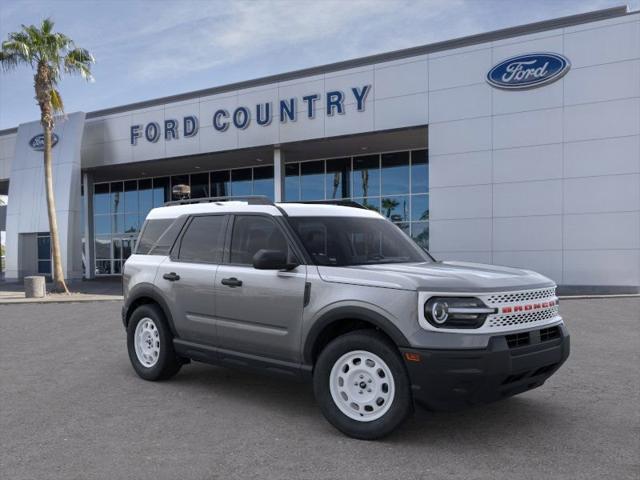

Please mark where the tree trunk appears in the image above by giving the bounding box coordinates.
[36,62,68,294]
[43,122,69,294]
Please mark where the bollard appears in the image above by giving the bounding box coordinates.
[24,276,46,298]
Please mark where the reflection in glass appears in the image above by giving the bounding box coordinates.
[326,158,350,199]
[113,238,122,260]
[37,235,51,260]
[110,182,123,215]
[122,238,134,259]
[231,168,252,196]
[153,177,170,207]
[38,260,51,274]
[352,155,379,198]
[394,223,410,237]
[112,214,124,234]
[382,196,409,222]
[411,194,429,221]
[253,166,274,200]
[138,179,153,218]
[94,183,110,214]
[381,152,409,195]
[285,164,300,201]
[171,175,190,200]
[301,161,324,200]
[411,149,428,193]
[190,172,209,198]
[411,222,429,249]
[95,236,111,259]
[94,215,111,235]
[124,213,139,233]
[113,261,122,275]
[353,197,380,213]
[95,260,111,275]
[124,180,138,213]
[211,170,230,197]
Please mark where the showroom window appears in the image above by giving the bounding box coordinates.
[92,165,274,275]
[284,149,429,249]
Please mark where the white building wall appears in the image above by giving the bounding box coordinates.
[80,57,429,168]
[428,12,640,289]
[0,133,16,181]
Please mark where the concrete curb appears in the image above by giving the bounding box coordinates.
[0,295,123,305]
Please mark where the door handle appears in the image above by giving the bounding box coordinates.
[221,277,243,287]
[162,272,181,282]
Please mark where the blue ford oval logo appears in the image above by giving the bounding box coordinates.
[487,53,570,90]
[29,133,59,151]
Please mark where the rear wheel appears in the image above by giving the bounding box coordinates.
[313,330,413,440]
[127,304,182,381]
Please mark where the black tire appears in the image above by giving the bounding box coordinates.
[126,303,182,381]
[313,330,413,440]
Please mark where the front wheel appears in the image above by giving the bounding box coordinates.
[127,303,182,381]
[313,330,413,440]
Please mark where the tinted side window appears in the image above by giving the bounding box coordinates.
[136,219,173,254]
[230,216,288,265]
[178,215,227,263]
[149,218,186,255]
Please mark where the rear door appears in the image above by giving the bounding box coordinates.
[156,214,228,346]
[214,214,307,362]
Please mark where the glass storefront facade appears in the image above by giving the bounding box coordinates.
[92,166,274,275]
[285,149,429,248]
[91,149,428,275]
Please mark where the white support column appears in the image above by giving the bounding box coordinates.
[82,172,95,279]
[273,147,286,202]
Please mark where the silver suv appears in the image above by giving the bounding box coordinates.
[122,196,570,439]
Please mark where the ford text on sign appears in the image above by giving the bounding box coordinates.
[486,53,570,90]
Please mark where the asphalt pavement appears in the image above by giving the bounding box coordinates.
[0,297,638,480]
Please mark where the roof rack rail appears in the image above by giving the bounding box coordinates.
[164,195,275,207]
[284,199,367,209]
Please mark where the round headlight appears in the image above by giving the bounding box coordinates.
[424,296,495,329]
[430,300,449,324]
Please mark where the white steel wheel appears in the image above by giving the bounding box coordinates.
[329,350,396,422]
[134,317,161,368]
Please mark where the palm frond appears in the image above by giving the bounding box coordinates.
[50,88,64,113]
[64,47,94,81]
[0,51,20,70]
[41,17,54,35]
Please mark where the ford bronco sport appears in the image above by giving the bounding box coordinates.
[122,196,570,439]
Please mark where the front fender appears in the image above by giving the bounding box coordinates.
[303,303,410,364]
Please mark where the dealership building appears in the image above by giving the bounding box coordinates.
[0,6,638,293]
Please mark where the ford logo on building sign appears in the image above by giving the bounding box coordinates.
[487,53,570,90]
[29,133,59,151]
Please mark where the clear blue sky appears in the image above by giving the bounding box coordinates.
[0,0,634,130]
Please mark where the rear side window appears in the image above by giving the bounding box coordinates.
[136,219,173,254]
[177,215,227,263]
[229,215,288,265]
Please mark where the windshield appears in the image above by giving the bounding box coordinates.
[288,216,432,266]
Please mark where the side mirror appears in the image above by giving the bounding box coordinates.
[252,249,298,270]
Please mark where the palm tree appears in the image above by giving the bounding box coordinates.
[0,18,94,293]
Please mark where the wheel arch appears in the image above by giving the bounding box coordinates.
[303,306,410,365]
[123,283,178,337]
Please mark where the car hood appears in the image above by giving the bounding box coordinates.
[316,261,555,292]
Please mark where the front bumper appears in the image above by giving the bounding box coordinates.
[400,323,570,411]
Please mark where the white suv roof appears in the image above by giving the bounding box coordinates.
[145,201,383,220]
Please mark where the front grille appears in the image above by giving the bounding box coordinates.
[487,306,559,329]
[486,287,556,306]
[540,326,561,342]
[506,332,530,348]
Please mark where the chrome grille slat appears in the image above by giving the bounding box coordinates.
[485,287,556,306]
[483,287,559,331]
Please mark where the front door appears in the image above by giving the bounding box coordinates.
[215,214,307,362]
[156,214,228,345]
